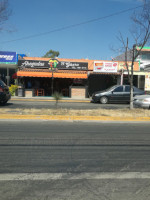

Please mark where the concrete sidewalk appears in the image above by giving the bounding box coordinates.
[11,96,91,103]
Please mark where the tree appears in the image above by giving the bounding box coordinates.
[0,0,11,31]
[52,92,62,109]
[43,50,60,58]
[117,0,150,109]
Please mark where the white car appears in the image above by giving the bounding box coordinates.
[133,95,150,109]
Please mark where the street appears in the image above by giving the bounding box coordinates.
[0,121,150,199]
[1,98,129,110]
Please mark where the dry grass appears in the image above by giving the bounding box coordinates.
[1,108,150,118]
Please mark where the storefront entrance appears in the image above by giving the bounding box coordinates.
[22,77,87,97]
[88,74,118,96]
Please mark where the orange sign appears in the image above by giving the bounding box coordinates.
[118,61,139,71]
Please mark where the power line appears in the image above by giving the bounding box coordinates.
[0,4,144,44]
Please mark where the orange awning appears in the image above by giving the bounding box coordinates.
[17,71,87,79]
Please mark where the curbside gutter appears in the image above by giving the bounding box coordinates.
[0,114,150,121]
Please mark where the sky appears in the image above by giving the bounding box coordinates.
[0,0,144,60]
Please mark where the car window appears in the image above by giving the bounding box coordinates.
[0,80,6,88]
[113,86,123,92]
[125,86,130,92]
[105,85,117,92]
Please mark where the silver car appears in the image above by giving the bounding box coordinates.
[133,95,150,109]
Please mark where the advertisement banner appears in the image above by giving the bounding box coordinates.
[0,51,17,64]
[118,62,139,71]
[57,61,88,70]
[18,59,88,70]
[18,59,49,68]
[94,61,118,73]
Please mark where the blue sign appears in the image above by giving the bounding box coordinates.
[0,51,17,64]
[17,54,26,61]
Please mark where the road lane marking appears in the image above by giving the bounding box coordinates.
[0,114,150,121]
[1,173,150,181]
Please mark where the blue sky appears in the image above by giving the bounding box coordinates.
[0,0,144,60]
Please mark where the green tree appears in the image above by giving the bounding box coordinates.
[43,50,60,58]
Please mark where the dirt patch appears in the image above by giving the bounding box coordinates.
[0,108,150,118]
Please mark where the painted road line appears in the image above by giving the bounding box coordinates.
[0,114,150,121]
[1,172,150,181]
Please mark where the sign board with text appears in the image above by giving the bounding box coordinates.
[18,59,88,70]
[0,51,17,64]
[94,61,118,73]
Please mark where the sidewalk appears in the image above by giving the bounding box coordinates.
[11,96,91,103]
[1,96,150,122]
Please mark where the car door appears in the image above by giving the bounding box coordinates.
[123,85,130,102]
[110,86,123,102]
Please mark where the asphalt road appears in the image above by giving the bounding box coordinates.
[1,99,129,110]
[0,121,150,200]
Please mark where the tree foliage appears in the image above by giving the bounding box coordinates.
[43,50,60,58]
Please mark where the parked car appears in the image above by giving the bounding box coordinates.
[133,95,150,109]
[0,79,11,105]
[92,85,145,104]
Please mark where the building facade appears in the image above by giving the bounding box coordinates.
[16,56,141,98]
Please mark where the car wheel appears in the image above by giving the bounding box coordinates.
[100,96,108,104]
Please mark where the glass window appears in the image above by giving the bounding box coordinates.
[141,53,150,60]
[0,80,6,88]
[113,86,123,92]
[125,86,130,92]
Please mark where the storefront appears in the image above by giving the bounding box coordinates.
[17,57,89,98]
[88,61,120,96]
[117,61,140,87]
[0,51,18,85]
[16,57,143,98]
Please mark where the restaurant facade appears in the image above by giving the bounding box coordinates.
[15,56,143,98]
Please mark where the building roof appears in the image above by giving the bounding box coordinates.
[114,50,133,61]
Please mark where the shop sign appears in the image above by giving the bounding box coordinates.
[0,51,17,64]
[118,62,139,71]
[94,61,118,73]
[17,54,26,61]
[48,59,59,70]
[18,59,49,68]
[57,61,88,70]
[145,75,150,91]
[18,59,88,70]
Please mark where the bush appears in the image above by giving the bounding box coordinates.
[9,85,18,96]
[52,92,62,108]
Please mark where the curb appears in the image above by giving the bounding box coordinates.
[11,98,91,103]
[0,114,150,121]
